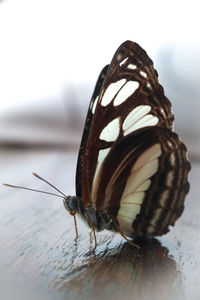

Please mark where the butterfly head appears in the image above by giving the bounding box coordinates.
[63,196,78,215]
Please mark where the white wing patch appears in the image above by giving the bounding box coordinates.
[123,105,151,131]
[113,81,139,106]
[119,57,128,66]
[117,204,141,235]
[166,171,174,187]
[101,79,139,107]
[92,148,111,199]
[101,79,126,106]
[149,208,163,227]
[159,190,170,207]
[92,96,99,114]
[123,105,159,136]
[99,117,120,142]
[140,70,147,78]
[146,82,152,89]
[170,153,176,166]
[127,64,137,70]
[117,144,161,236]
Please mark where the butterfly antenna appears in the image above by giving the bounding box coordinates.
[3,183,64,198]
[3,172,67,199]
[32,172,67,198]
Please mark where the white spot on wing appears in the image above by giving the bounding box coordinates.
[159,190,170,207]
[124,114,159,136]
[127,64,137,70]
[99,117,120,142]
[92,96,99,114]
[166,171,174,187]
[116,54,122,61]
[160,108,166,117]
[147,226,155,234]
[113,81,139,106]
[170,153,176,166]
[140,70,147,78]
[123,105,151,131]
[92,148,111,194]
[167,141,173,147]
[101,79,126,106]
[119,57,128,66]
[147,82,152,89]
[150,208,163,227]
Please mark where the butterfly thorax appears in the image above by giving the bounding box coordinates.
[63,196,115,232]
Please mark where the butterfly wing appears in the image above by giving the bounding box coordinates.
[91,126,190,237]
[76,65,109,197]
[81,40,175,207]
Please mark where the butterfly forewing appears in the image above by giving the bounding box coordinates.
[81,41,175,207]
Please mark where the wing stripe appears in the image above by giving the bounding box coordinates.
[116,144,161,235]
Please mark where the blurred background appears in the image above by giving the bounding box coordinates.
[1,2,200,299]
[0,0,199,158]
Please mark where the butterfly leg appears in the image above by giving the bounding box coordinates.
[72,213,78,240]
[86,213,97,251]
[89,229,93,243]
[113,219,140,249]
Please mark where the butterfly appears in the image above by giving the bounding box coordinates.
[4,41,191,250]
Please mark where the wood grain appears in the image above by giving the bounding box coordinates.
[0,148,199,300]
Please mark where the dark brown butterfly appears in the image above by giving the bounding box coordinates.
[4,41,191,249]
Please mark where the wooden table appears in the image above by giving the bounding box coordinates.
[0,146,199,300]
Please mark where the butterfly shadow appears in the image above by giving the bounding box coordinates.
[57,237,184,300]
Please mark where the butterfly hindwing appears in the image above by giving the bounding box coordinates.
[91,127,190,237]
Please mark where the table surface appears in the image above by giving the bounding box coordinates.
[0,146,199,300]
